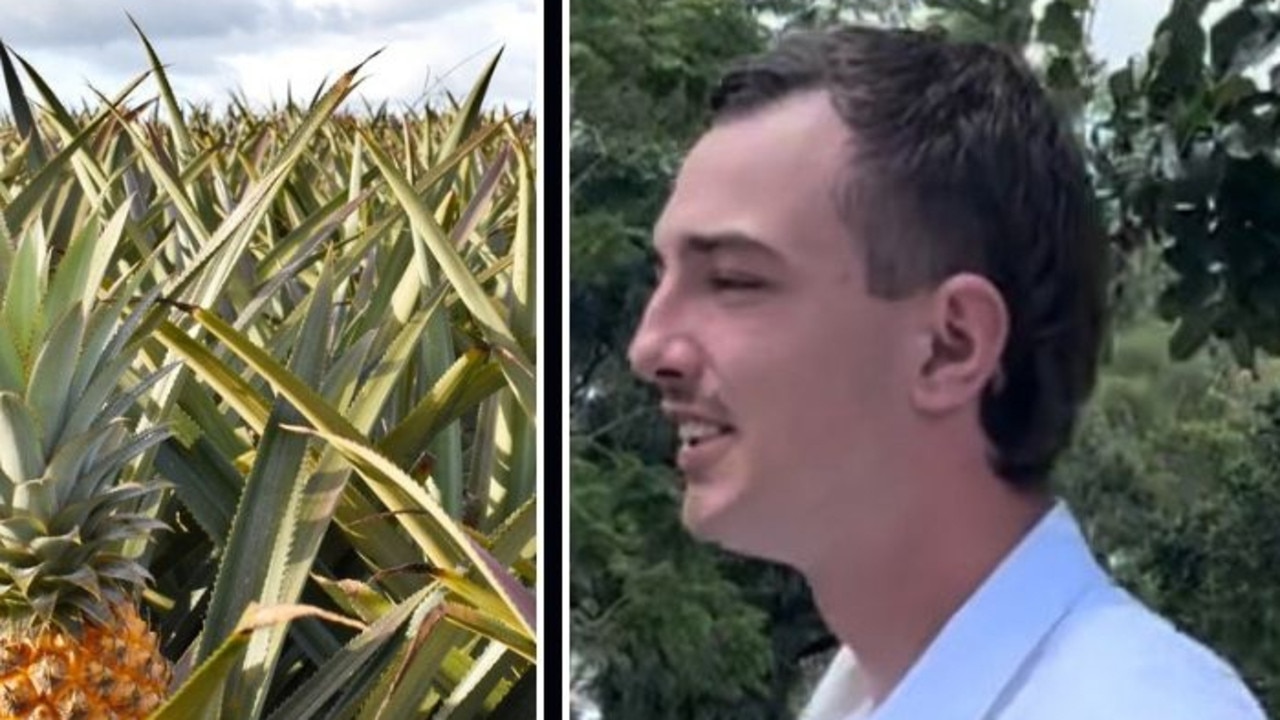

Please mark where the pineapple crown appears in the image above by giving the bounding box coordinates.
[0,217,171,633]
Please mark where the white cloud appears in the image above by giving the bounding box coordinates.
[0,0,536,111]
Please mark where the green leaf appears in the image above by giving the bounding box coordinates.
[0,392,45,484]
[153,437,242,545]
[1169,302,1223,360]
[179,305,518,612]
[291,425,534,641]
[1,112,109,237]
[154,320,272,433]
[1209,5,1280,77]
[510,131,536,359]
[312,574,396,624]
[432,644,523,720]
[438,49,503,165]
[360,130,536,420]
[495,389,536,525]
[3,221,48,367]
[1037,1,1084,50]
[488,497,536,566]
[379,349,505,468]
[45,200,131,325]
[440,600,535,663]
[0,329,20,395]
[24,306,83,456]
[345,287,448,435]
[12,478,55,521]
[153,603,365,720]
[488,666,536,720]
[0,41,47,172]
[1046,56,1080,92]
[263,588,440,720]
[234,270,337,718]
[127,15,195,161]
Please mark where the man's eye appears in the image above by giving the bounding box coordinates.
[709,275,767,291]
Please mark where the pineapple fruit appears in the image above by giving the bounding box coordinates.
[0,225,172,718]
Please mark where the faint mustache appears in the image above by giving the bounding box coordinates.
[658,393,732,420]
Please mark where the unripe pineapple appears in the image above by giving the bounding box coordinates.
[0,222,173,719]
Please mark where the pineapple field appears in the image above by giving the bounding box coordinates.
[0,23,537,720]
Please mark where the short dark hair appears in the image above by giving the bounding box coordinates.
[710,26,1108,488]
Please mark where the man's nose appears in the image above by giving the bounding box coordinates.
[628,300,700,390]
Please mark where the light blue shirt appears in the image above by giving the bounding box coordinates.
[801,503,1267,720]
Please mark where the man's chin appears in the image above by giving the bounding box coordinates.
[679,486,731,538]
[679,488,774,559]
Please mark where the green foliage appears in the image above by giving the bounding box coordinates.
[1092,2,1280,368]
[571,448,774,718]
[1056,319,1280,714]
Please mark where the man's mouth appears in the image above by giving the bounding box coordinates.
[675,419,736,475]
[677,420,734,450]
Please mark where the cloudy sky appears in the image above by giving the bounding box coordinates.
[0,0,538,112]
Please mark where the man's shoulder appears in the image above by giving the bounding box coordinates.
[998,584,1266,719]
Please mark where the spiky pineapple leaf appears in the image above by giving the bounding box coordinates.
[311,574,396,625]
[510,126,535,359]
[62,425,169,506]
[201,267,335,719]
[3,221,48,368]
[153,437,243,545]
[0,392,45,484]
[0,467,12,506]
[429,571,535,662]
[263,587,440,720]
[360,128,535,419]
[158,299,429,605]
[0,313,22,393]
[153,603,365,720]
[11,478,55,520]
[289,426,535,644]
[178,305,482,569]
[154,320,272,432]
[0,134,29,181]
[378,347,505,467]
[44,199,132,325]
[25,305,85,457]
[0,40,47,172]
[1,113,109,237]
[127,15,195,161]
[351,599,453,720]
[438,49,503,167]
[488,497,536,566]
[432,643,522,719]
[495,387,536,522]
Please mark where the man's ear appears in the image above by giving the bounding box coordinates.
[911,273,1008,415]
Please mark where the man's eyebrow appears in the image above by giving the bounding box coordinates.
[684,231,783,261]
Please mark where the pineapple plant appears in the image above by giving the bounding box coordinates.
[0,20,537,717]
[0,224,172,718]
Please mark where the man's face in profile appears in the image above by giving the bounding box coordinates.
[628,91,923,566]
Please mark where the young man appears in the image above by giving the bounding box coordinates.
[627,26,1266,719]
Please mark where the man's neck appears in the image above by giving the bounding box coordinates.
[803,475,1052,707]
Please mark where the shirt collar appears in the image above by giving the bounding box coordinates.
[802,501,1110,720]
